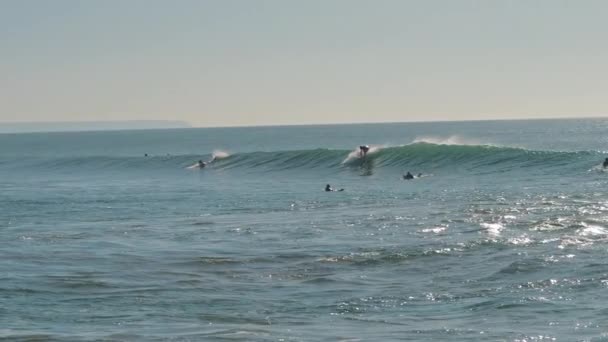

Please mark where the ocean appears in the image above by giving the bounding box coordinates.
[2,118,608,341]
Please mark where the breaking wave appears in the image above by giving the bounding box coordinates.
[2,143,604,174]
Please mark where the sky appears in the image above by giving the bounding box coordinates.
[1,0,608,127]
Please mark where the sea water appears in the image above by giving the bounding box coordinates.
[2,118,608,341]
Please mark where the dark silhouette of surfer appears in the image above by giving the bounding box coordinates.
[603,158,608,168]
[403,171,414,180]
[193,155,218,169]
[359,145,370,157]
[325,184,344,192]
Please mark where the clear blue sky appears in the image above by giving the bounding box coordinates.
[2,0,608,126]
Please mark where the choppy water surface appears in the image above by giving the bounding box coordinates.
[2,119,608,341]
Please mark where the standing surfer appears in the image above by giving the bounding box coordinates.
[359,145,370,158]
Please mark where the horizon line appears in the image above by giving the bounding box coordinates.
[0,115,606,134]
[189,114,607,129]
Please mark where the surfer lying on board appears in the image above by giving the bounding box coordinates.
[603,158,608,168]
[197,160,207,168]
[325,184,344,192]
[403,171,414,180]
[359,145,370,157]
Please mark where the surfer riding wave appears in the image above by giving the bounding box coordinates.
[188,152,227,169]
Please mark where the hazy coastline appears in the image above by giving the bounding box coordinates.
[0,120,191,134]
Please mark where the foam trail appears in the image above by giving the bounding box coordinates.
[186,162,203,169]
[589,163,608,173]
[412,135,486,146]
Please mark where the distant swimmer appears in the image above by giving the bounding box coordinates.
[197,160,207,168]
[325,184,344,192]
[359,145,370,157]
[403,171,414,180]
[603,158,608,168]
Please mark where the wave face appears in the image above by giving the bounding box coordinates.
[220,143,600,173]
[2,143,603,175]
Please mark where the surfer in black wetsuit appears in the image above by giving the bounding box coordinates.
[359,145,370,157]
[603,158,608,168]
[325,184,344,192]
[403,171,414,180]
[194,155,218,169]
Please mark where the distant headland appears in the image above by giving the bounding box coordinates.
[0,120,191,134]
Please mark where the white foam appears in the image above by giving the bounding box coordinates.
[558,236,594,248]
[412,135,486,146]
[480,222,504,236]
[589,164,608,173]
[186,163,203,169]
[578,222,608,236]
[212,150,230,160]
[421,226,447,234]
[508,235,533,245]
